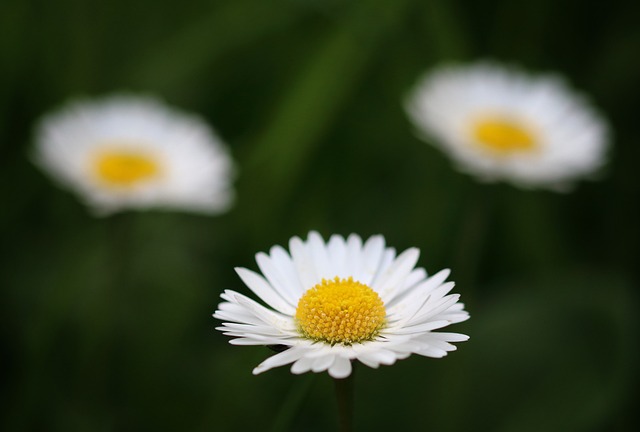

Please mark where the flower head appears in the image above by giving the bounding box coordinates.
[214,232,469,379]
[405,62,610,190]
[34,95,234,215]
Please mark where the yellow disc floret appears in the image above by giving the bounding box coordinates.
[94,149,159,187]
[472,117,537,155]
[295,277,386,345]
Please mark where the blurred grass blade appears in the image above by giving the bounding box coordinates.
[127,0,298,90]
[241,0,413,229]
[421,0,469,60]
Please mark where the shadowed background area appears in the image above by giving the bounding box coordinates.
[1,0,639,430]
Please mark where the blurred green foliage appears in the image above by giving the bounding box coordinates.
[1,0,639,430]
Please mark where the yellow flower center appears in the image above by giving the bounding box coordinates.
[295,277,386,345]
[472,117,537,155]
[94,149,159,187]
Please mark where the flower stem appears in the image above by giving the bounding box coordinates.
[334,368,355,432]
[453,185,495,305]
[422,0,469,60]
[75,212,133,413]
[269,374,315,432]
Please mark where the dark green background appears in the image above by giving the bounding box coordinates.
[2,0,639,430]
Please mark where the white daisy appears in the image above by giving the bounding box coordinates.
[406,62,610,190]
[34,95,234,215]
[214,232,469,379]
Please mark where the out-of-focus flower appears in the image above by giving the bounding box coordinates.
[214,232,469,379]
[405,62,610,190]
[34,95,234,215]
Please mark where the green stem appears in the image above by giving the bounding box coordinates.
[75,213,133,411]
[452,185,495,305]
[334,368,355,432]
[269,374,315,432]
[107,212,133,290]
[422,0,469,60]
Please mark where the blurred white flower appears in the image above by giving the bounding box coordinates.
[406,62,610,190]
[34,95,234,215]
[214,231,469,379]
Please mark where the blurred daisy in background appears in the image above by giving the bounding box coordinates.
[405,62,610,191]
[214,231,469,379]
[34,95,234,215]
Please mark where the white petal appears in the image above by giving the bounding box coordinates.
[344,234,363,279]
[439,309,470,324]
[216,322,293,337]
[231,291,294,327]
[403,267,428,290]
[415,347,449,358]
[255,252,300,306]
[327,234,348,277]
[214,306,266,327]
[307,231,332,279]
[387,268,451,308]
[291,356,315,374]
[358,235,386,285]
[311,354,336,372]
[389,319,452,335]
[384,340,424,354]
[405,293,461,326]
[402,294,460,325]
[289,236,318,289]
[230,337,296,346]
[356,355,380,368]
[426,332,470,343]
[269,245,305,298]
[426,339,457,351]
[375,248,421,303]
[371,248,396,288]
[235,267,296,315]
[253,347,308,375]
[328,356,353,379]
[365,349,398,365]
[387,282,458,325]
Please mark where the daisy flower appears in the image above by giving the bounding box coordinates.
[214,232,469,379]
[34,95,234,215]
[405,62,610,190]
